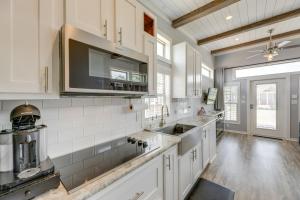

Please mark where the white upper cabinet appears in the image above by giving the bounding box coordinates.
[65,0,114,41]
[143,9,157,96]
[0,0,61,96]
[115,0,143,52]
[173,42,202,98]
[144,34,157,96]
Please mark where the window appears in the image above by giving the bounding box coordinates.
[235,61,300,78]
[224,82,240,123]
[202,63,214,79]
[157,33,171,61]
[111,69,128,80]
[145,72,171,119]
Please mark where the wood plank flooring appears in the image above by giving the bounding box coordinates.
[201,133,300,200]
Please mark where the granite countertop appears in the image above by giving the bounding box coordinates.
[35,131,181,200]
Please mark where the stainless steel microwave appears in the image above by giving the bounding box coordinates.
[60,24,149,96]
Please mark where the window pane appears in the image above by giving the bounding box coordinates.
[256,84,277,130]
[236,61,300,78]
[224,84,239,122]
[202,68,210,77]
[157,40,165,58]
[111,70,127,80]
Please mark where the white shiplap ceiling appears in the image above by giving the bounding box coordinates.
[144,0,300,52]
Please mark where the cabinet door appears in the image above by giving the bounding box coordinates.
[144,34,157,96]
[186,45,195,97]
[65,0,114,41]
[89,155,163,200]
[209,121,217,162]
[202,127,210,168]
[164,146,178,200]
[179,149,193,200]
[0,0,58,94]
[115,0,141,51]
[194,51,202,97]
[192,143,203,181]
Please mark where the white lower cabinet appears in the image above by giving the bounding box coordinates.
[209,121,217,162]
[163,146,178,200]
[88,155,163,200]
[202,126,210,169]
[179,142,203,200]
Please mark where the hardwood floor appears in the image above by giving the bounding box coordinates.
[201,133,300,200]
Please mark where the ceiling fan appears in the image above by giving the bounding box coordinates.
[247,29,300,61]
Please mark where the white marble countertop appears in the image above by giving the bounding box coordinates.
[35,131,181,200]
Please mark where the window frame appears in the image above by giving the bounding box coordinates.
[156,31,172,64]
[224,82,240,124]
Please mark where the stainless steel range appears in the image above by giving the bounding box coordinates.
[53,136,159,192]
[204,110,225,141]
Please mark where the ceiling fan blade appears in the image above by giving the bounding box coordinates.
[248,49,264,53]
[277,41,291,48]
[282,44,300,49]
[246,54,262,59]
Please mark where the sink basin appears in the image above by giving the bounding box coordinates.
[156,123,201,155]
[156,124,196,136]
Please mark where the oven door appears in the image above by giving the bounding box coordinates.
[61,25,149,96]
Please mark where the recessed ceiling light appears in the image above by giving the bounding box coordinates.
[235,38,239,41]
[226,15,233,20]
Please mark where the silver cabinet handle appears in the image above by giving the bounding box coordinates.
[118,27,123,45]
[194,149,197,160]
[103,20,108,39]
[44,66,49,93]
[131,191,144,200]
[165,155,171,171]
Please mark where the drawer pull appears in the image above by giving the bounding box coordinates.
[131,191,144,200]
[118,27,123,45]
[44,66,49,93]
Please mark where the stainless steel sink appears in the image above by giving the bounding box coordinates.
[156,124,201,155]
[156,124,196,136]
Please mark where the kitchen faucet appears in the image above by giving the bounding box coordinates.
[159,105,170,127]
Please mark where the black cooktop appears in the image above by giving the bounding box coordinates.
[53,136,159,192]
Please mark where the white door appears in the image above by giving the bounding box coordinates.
[186,45,195,97]
[179,149,193,200]
[194,51,202,97]
[0,0,59,94]
[65,0,114,41]
[192,143,203,181]
[144,34,157,96]
[250,79,286,138]
[115,0,142,51]
[202,127,210,168]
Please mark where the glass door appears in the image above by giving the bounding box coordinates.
[250,79,286,138]
[256,83,277,130]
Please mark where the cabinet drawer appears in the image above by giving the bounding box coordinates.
[88,156,163,200]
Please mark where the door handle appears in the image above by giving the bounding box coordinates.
[165,155,171,171]
[250,104,254,109]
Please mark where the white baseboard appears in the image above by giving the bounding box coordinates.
[224,129,248,134]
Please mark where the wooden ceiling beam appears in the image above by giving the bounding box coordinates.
[198,8,300,45]
[172,0,240,28]
[211,29,300,55]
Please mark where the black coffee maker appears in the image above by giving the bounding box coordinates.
[0,104,60,200]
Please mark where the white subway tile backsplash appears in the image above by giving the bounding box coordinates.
[42,99,72,108]
[0,96,208,158]
[58,127,84,143]
[71,98,95,107]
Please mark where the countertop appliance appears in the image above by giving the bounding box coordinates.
[0,104,60,200]
[204,110,225,141]
[53,136,159,192]
[61,24,149,96]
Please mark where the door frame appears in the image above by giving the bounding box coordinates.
[246,73,290,139]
